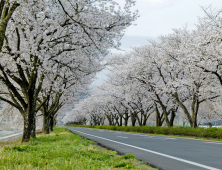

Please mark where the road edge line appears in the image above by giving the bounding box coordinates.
[72,129,220,170]
[0,132,23,140]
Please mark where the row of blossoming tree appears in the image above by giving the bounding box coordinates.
[0,0,138,142]
[63,6,222,128]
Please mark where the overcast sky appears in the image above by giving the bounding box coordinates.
[91,0,222,88]
[121,0,222,37]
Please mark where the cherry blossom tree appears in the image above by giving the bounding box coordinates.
[65,6,222,129]
[106,47,178,127]
[198,99,222,127]
[0,0,138,142]
[148,29,220,127]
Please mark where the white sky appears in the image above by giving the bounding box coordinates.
[91,0,222,87]
[122,0,222,37]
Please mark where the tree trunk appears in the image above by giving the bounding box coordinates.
[156,114,160,126]
[191,98,199,128]
[174,95,193,126]
[22,112,36,142]
[142,119,147,126]
[161,105,174,127]
[174,91,200,128]
[124,112,129,126]
[169,110,176,127]
[124,117,128,126]
[43,115,50,134]
[155,105,162,127]
[191,114,198,128]
[119,116,122,126]
[49,116,54,131]
[131,114,136,126]
[21,88,37,142]
[108,118,112,125]
[142,114,149,126]
[22,116,31,143]
[101,117,105,125]
[114,116,120,126]
[136,114,142,126]
[30,115,36,138]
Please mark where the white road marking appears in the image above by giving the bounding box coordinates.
[72,129,220,170]
[205,142,222,145]
[144,136,176,140]
[131,134,147,136]
[0,131,15,137]
[117,136,128,138]
[145,136,155,138]
[161,138,176,140]
[0,132,23,140]
[149,137,163,139]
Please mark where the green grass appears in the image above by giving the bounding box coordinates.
[0,126,156,170]
[67,125,222,142]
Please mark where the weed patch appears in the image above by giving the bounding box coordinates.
[122,154,136,159]
[114,161,135,168]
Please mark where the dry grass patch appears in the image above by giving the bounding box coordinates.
[0,138,21,147]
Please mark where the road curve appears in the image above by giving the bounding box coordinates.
[0,131,23,142]
[67,126,222,170]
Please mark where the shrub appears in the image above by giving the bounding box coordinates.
[68,124,222,139]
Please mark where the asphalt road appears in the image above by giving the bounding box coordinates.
[67,126,222,170]
[0,131,23,142]
[0,131,14,135]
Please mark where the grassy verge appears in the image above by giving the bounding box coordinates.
[0,126,156,170]
[67,125,222,142]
